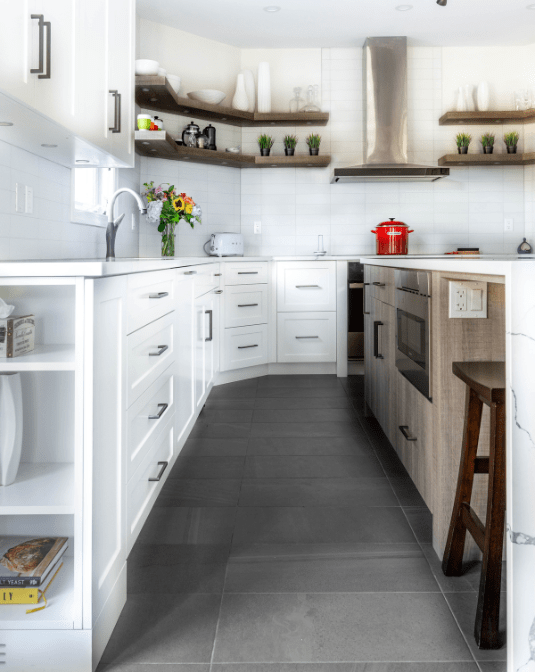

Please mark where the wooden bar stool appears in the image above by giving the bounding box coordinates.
[442,361,506,650]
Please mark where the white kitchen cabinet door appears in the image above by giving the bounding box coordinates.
[175,272,195,444]
[194,294,206,410]
[84,275,127,628]
[224,284,268,329]
[277,261,336,312]
[0,2,38,108]
[204,291,220,391]
[222,324,269,371]
[277,312,336,363]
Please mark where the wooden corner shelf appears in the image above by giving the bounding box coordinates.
[135,131,331,168]
[439,110,535,126]
[135,76,329,127]
[438,152,535,166]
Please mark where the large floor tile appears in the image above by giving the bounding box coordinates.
[156,478,241,507]
[128,558,226,594]
[238,478,399,507]
[210,385,259,400]
[257,375,342,389]
[254,397,354,410]
[169,456,245,479]
[403,507,433,543]
[420,544,478,593]
[205,398,257,410]
[388,476,427,507]
[212,592,473,663]
[477,664,507,672]
[180,438,249,456]
[243,455,385,479]
[252,408,356,423]
[211,665,479,672]
[189,422,251,439]
[232,506,421,545]
[246,436,372,456]
[225,542,439,593]
[250,422,360,438]
[98,664,210,672]
[444,592,507,660]
[136,507,236,546]
[199,409,254,424]
[100,594,221,665]
[257,387,348,398]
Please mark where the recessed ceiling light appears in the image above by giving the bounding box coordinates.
[0,122,14,127]
[396,4,413,10]
[263,5,281,12]
[41,144,57,148]
[76,159,90,163]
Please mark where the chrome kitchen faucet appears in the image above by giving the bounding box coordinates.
[106,188,147,261]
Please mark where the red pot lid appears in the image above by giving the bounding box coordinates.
[376,217,410,228]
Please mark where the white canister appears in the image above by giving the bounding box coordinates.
[0,373,23,486]
[477,82,490,112]
[257,62,272,114]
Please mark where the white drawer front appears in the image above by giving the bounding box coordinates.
[180,263,221,298]
[222,324,269,371]
[127,270,175,334]
[127,417,174,554]
[277,312,336,363]
[224,285,268,328]
[126,369,175,481]
[224,262,268,285]
[127,312,175,407]
[277,262,336,312]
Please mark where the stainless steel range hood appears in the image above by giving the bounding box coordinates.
[331,37,449,183]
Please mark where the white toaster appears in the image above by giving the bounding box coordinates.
[204,233,244,257]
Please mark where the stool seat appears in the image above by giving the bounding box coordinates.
[443,361,506,650]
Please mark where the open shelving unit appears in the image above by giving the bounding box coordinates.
[0,463,74,515]
[135,130,331,168]
[0,344,75,372]
[439,109,535,125]
[438,152,535,167]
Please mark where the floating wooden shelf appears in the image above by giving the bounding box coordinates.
[135,131,331,168]
[439,110,535,125]
[135,76,329,127]
[438,152,535,166]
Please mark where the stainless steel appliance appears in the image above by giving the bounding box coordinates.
[348,262,364,360]
[395,269,431,399]
[203,233,244,257]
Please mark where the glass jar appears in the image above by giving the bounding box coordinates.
[300,86,321,112]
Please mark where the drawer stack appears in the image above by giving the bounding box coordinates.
[276,261,337,363]
[221,262,269,370]
[125,270,177,553]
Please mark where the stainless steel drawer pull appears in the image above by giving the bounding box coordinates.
[109,90,121,133]
[148,403,169,420]
[399,425,417,441]
[205,309,213,342]
[372,281,386,287]
[238,303,258,307]
[296,285,320,288]
[238,344,259,349]
[214,290,223,294]
[149,292,169,299]
[184,270,197,275]
[238,272,258,274]
[30,15,45,75]
[214,273,223,276]
[149,345,168,357]
[149,461,169,482]
[296,336,319,339]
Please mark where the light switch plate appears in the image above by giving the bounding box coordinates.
[449,280,487,318]
[15,183,25,213]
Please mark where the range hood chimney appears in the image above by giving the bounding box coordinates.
[331,37,449,183]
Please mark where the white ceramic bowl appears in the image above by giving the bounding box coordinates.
[157,67,167,77]
[135,59,159,76]
[166,75,181,94]
[187,89,226,105]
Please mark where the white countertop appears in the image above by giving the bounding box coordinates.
[0,254,534,277]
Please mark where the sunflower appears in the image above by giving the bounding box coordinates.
[172,197,185,211]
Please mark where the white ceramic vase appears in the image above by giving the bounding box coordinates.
[477,81,490,112]
[240,69,256,113]
[0,373,23,486]
[463,84,475,112]
[257,62,271,113]
[455,87,467,112]
[232,73,249,112]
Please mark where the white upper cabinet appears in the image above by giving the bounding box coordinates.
[0,2,38,108]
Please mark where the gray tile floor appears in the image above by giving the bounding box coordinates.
[98,375,506,672]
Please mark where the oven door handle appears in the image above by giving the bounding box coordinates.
[374,321,384,359]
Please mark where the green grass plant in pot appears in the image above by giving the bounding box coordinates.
[456,132,471,155]
[283,134,298,157]
[504,131,520,154]
[306,133,321,156]
[258,134,275,157]
[481,133,495,155]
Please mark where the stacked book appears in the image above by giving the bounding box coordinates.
[0,537,68,605]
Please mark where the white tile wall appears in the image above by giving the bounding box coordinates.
[0,140,140,260]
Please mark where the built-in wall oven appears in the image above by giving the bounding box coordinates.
[395,269,431,400]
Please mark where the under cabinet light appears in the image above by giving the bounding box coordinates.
[41,144,57,148]
[263,6,281,11]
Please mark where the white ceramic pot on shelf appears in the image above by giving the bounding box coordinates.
[477,82,490,112]
[455,86,467,112]
[0,373,23,486]
[232,73,250,112]
[240,69,256,113]
[257,62,272,113]
[463,84,475,112]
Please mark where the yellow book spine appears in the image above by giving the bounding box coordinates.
[0,588,40,604]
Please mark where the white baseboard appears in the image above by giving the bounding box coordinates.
[215,362,337,385]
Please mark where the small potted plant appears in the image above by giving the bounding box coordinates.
[258,134,274,157]
[306,133,321,156]
[283,134,298,156]
[456,132,471,155]
[480,133,495,154]
[504,131,520,154]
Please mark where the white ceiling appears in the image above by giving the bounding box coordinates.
[137,0,535,49]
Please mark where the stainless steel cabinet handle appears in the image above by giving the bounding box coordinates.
[372,281,385,287]
[149,461,168,482]
[238,303,258,307]
[205,309,213,342]
[149,292,169,299]
[149,344,168,357]
[373,321,384,359]
[148,403,169,420]
[296,285,320,288]
[184,270,197,275]
[109,90,121,133]
[296,336,319,339]
[214,290,223,294]
[399,425,417,441]
[238,272,258,274]
[214,273,222,276]
[238,344,258,349]
[30,15,44,75]
[363,282,370,315]
[31,15,51,79]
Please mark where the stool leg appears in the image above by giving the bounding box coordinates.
[442,386,483,576]
[474,400,506,649]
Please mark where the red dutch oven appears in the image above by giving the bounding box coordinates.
[371,217,414,255]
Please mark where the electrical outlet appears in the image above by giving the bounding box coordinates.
[254,221,261,234]
[504,218,514,232]
[449,280,488,318]
[25,186,33,214]
[15,183,25,213]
